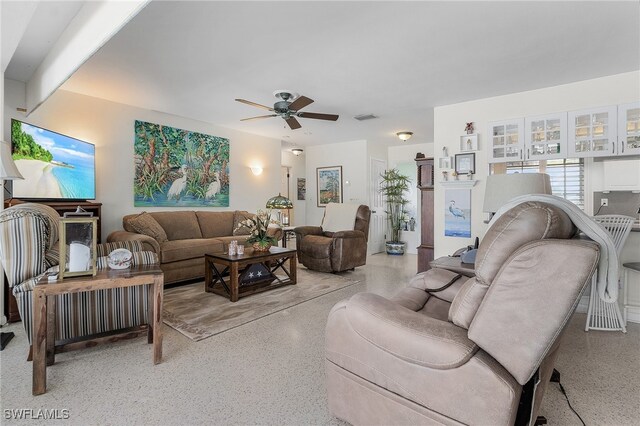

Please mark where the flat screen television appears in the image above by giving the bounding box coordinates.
[11,119,96,200]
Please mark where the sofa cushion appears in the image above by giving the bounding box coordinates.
[128,212,168,243]
[149,211,202,241]
[196,211,235,238]
[160,238,224,263]
[233,211,255,236]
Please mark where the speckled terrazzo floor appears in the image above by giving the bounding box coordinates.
[1,253,639,425]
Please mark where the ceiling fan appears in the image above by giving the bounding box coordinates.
[235,91,339,130]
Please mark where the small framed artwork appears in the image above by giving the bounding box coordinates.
[455,153,475,174]
[316,166,343,207]
[459,134,478,152]
[438,156,452,169]
[297,178,306,200]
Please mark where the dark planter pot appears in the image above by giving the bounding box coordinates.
[385,241,406,255]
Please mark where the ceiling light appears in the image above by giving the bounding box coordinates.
[396,131,413,141]
[292,149,304,156]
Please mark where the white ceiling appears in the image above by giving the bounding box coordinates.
[17,1,640,147]
[4,1,83,82]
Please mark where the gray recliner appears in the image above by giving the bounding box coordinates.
[325,201,600,425]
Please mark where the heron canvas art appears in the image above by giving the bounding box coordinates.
[134,120,230,207]
[444,188,471,238]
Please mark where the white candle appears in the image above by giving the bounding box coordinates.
[69,242,90,272]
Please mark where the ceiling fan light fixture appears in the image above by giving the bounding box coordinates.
[292,148,304,156]
[397,131,413,141]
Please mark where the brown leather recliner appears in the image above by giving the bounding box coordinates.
[295,204,371,273]
[325,201,600,425]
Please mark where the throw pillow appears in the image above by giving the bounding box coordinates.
[128,212,169,243]
[233,211,255,236]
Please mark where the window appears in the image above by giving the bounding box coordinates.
[491,158,585,210]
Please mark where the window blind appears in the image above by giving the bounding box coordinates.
[500,158,585,210]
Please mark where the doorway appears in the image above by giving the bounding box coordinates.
[369,158,387,254]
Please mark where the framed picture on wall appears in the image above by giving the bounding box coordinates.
[455,153,475,174]
[316,166,343,207]
[297,178,306,200]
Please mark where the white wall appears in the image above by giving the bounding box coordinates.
[4,80,282,239]
[304,140,368,225]
[281,150,306,226]
[388,143,434,254]
[433,71,640,257]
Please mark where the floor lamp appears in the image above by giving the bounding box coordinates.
[0,140,24,350]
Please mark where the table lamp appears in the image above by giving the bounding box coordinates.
[266,194,293,225]
[1,140,24,350]
[483,173,552,220]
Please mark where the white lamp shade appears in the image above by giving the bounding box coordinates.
[483,173,552,213]
[0,141,24,180]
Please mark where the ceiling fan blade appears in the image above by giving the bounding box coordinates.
[240,114,277,122]
[297,112,339,121]
[288,95,314,111]
[285,117,302,130]
[235,98,274,111]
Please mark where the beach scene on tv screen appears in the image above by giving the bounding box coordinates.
[11,120,95,199]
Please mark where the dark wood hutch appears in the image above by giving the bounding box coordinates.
[415,157,434,273]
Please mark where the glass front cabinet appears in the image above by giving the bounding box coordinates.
[568,106,617,158]
[525,113,567,160]
[618,101,640,156]
[487,118,524,163]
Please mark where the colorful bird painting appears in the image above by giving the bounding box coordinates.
[167,165,188,200]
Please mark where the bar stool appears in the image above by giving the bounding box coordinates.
[623,262,640,326]
[585,215,635,332]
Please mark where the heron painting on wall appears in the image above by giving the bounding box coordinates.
[133,120,230,207]
[444,188,471,238]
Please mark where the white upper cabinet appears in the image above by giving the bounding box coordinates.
[568,106,617,158]
[487,119,524,163]
[618,101,640,156]
[525,113,567,161]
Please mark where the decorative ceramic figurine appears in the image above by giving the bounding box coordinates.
[442,147,448,157]
[409,217,416,232]
[465,122,474,134]
[442,171,449,181]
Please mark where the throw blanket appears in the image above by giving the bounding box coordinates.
[491,194,618,303]
[322,203,361,233]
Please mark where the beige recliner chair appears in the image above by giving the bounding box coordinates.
[326,201,600,425]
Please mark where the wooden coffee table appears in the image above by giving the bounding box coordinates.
[205,247,297,302]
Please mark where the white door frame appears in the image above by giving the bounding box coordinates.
[369,157,387,254]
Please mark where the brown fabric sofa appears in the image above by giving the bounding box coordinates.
[325,201,600,425]
[294,205,371,273]
[108,211,281,284]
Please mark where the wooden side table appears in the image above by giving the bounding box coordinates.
[32,266,164,395]
[281,226,296,248]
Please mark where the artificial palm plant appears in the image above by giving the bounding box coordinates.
[379,169,411,253]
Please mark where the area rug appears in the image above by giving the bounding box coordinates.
[162,268,360,341]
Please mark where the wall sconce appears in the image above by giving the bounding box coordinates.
[250,166,263,176]
[292,148,304,156]
[396,131,413,141]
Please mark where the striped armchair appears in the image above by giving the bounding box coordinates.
[0,203,158,345]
